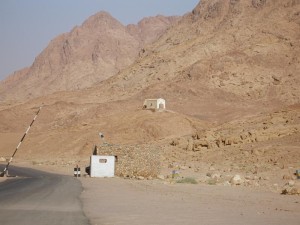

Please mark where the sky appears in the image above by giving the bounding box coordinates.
[0,0,199,81]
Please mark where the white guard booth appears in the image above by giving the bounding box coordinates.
[90,155,115,178]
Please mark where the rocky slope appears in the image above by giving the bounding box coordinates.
[0,12,178,102]
[100,0,300,110]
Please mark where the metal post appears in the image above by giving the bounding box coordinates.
[74,165,80,178]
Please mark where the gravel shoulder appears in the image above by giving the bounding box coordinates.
[80,177,300,225]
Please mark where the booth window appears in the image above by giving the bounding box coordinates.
[99,159,107,163]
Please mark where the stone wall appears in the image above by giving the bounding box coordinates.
[96,144,161,179]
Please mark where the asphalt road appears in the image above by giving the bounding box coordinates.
[0,165,90,225]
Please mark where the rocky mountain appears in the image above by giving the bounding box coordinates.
[100,0,300,112]
[36,0,299,123]
[0,12,178,102]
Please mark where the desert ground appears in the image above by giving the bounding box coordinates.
[81,177,300,225]
[1,161,299,225]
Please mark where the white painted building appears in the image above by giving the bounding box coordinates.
[143,98,166,110]
[90,155,115,178]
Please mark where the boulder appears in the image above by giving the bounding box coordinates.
[179,165,188,170]
[230,175,244,185]
[170,139,179,146]
[288,180,295,187]
[157,175,165,180]
[251,149,260,156]
[282,174,296,180]
[282,187,300,195]
[240,133,248,141]
[216,139,222,147]
[211,173,221,179]
[186,139,194,151]
[0,157,6,162]
[193,130,205,140]
[281,180,300,195]
[225,138,233,145]
[193,139,211,150]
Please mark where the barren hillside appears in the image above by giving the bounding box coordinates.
[101,0,300,111]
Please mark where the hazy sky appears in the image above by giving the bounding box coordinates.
[0,0,199,81]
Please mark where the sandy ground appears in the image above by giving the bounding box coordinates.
[80,177,300,225]
[1,162,299,225]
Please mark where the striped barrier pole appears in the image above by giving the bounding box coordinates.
[0,106,42,177]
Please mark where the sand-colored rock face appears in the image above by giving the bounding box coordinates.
[0,12,178,102]
[0,0,299,189]
[107,0,300,107]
